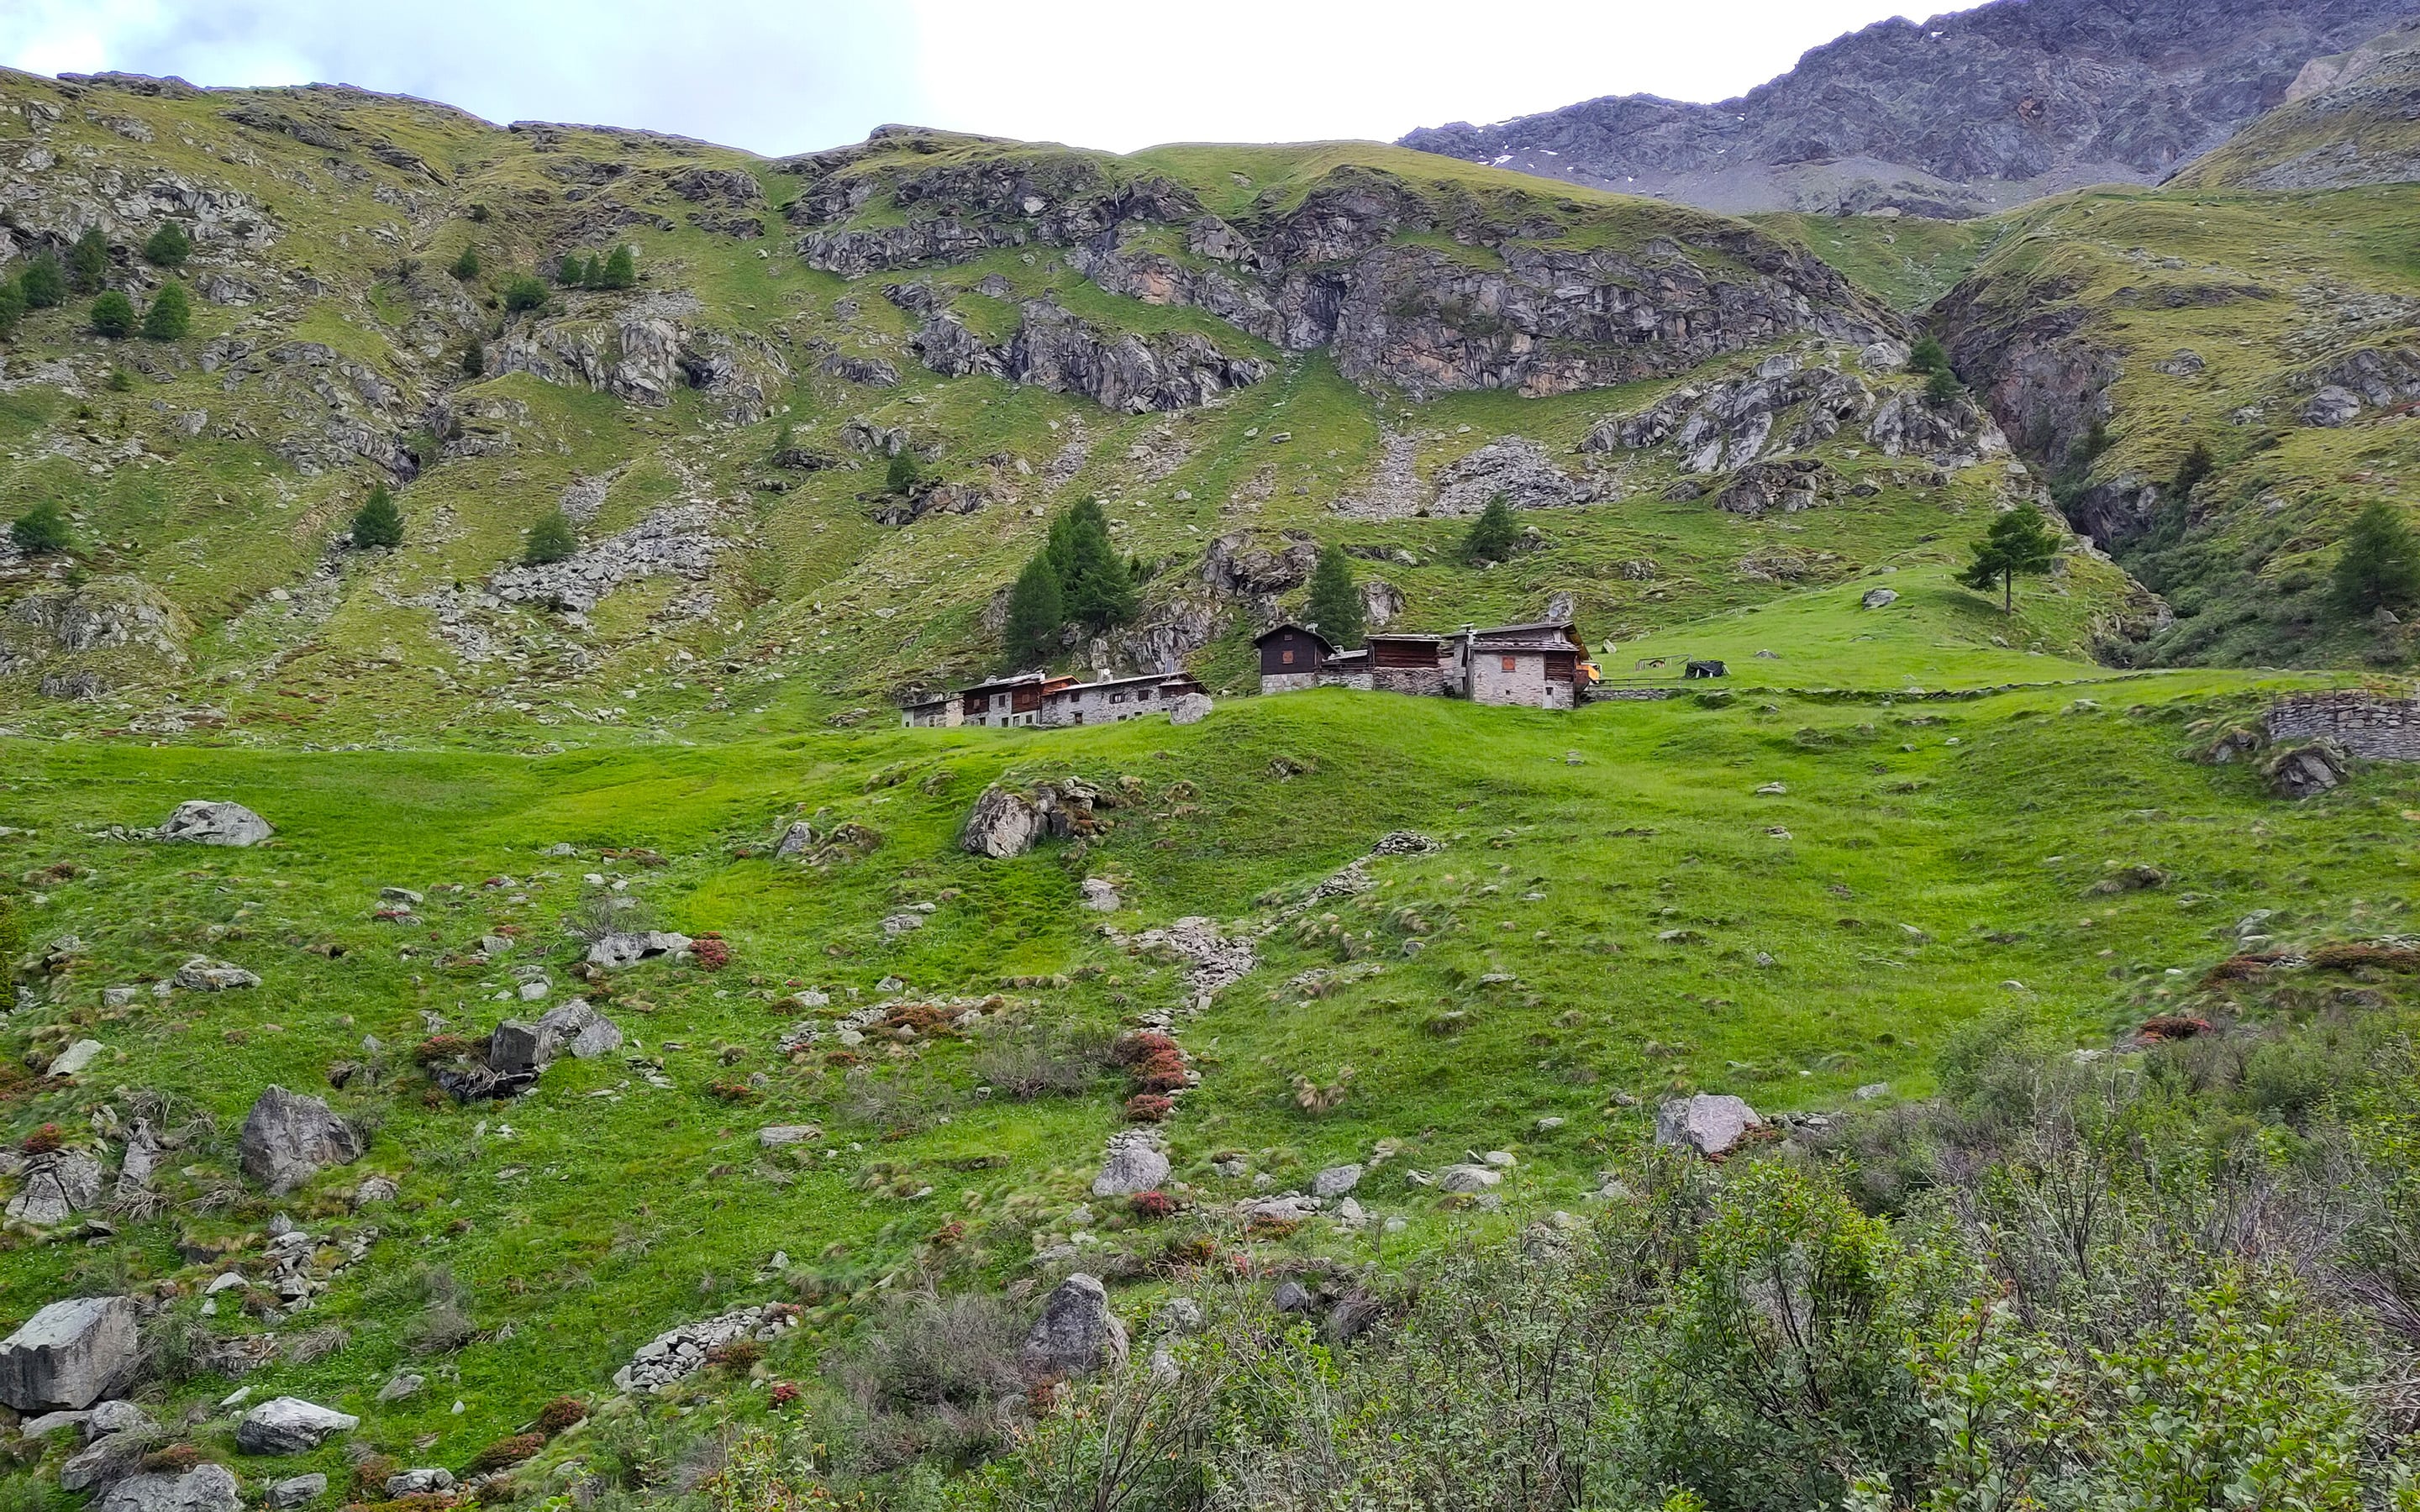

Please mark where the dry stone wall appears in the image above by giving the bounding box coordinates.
[2266,691,2420,760]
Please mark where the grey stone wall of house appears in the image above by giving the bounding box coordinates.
[1470,655,1572,710]
[1317,672,1376,691]
[2266,691,2420,761]
[1260,672,1319,695]
[1374,666,1450,698]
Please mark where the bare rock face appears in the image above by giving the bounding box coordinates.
[0,1296,139,1410]
[960,785,1044,859]
[910,300,1270,413]
[1655,1094,1765,1157]
[155,801,271,847]
[1020,1274,1128,1380]
[235,1397,359,1454]
[2266,740,2350,798]
[238,1087,365,1195]
[1398,0,2420,218]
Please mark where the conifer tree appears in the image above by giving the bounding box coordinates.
[0,278,24,339]
[142,222,192,268]
[142,281,191,340]
[67,228,108,293]
[557,253,587,287]
[1908,334,1949,375]
[523,507,577,565]
[350,484,404,549]
[599,244,637,290]
[1046,498,1135,630]
[885,449,923,495]
[1002,553,1065,668]
[1304,543,1365,648]
[18,256,66,310]
[2331,500,2420,618]
[450,246,481,281]
[89,291,135,339]
[1958,504,2061,612]
[1463,493,1519,564]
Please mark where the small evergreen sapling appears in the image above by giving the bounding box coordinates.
[67,228,108,293]
[142,222,192,268]
[350,484,404,549]
[523,507,577,566]
[142,281,191,340]
[89,291,135,339]
[18,256,65,310]
[11,500,72,555]
[885,449,923,495]
[450,246,481,281]
[1907,334,1949,375]
[1304,544,1365,648]
[1958,503,2062,612]
[1463,493,1520,564]
[2331,500,2420,618]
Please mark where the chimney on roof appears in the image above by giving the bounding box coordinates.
[1097,669,1113,682]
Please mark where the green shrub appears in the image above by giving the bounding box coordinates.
[350,484,404,549]
[1045,496,1135,631]
[1925,367,1964,404]
[502,275,548,313]
[141,281,190,340]
[0,279,23,338]
[10,501,71,555]
[885,449,922,495]
[523,507,577,566]
[89,291,135,339]
[18,256,65,310]
[450,246,480,281]
[67,228,108,293]
[460,340,485,379]
[141,223,191,268]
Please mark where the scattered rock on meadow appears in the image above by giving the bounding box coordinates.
[383,1469,455,1497]
[1311,1164,1363,1198]
[1020,1274,1127,1380]
[2265,740,2349,799]
[1091,1133,1170,1197]
[1079,878,1120,911]
[0,1296,139,1410]
[1169,693,1213,726]
[1435,1164,1501,1194]
[757,1125,821,1148]
[46,1039,105,1077]
[172,958,260,990]
[1655,1094,1764,1157]
[6,1149,105,1226]
[1861,587,1899,610]
[1271,1280,1314,1314]
[374,1374,423,1404]
[60,1427,156,1492]
[960,785,1044,859]
[155,801,272,847]
[234,1397,359,1454]
[87,1400,155,1439]
[613,1305,795,1394]
[238,1088,365,1195]
[97,1463,242,1512]
[585,932,692,969]
[265,1473,327,1509]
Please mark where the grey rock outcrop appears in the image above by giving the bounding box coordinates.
[2266,740,2351,798]
[238,1087,365,1195]
[235,1396,359,1453]
[1311,1164,1364,1198]
[911,300,1268,413]
[155,801,272,847]
[6,1149,105,1226]
[613,1305,797,1393]
[1655,1094,1765,1157]
[1091,1134,1170,1197]
[1020,1273,1128,1379]
[97,1465,242,1512]
[171,958,260,990]
[383,1469,455,1497]
[586,931,693,969]
[1434,1163,1502,1194]
[488,999,623,1077]
[264,1474,327,1509]
[60,1430,157,1493]
[487,504,724,616]
[0,1296,139,1410]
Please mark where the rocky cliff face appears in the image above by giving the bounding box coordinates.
[1400,0,2420,218]
[787,140,1897,402]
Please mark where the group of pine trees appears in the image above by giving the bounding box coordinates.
[555,245,637,291]
[1002,499,1142,666]
[343,483,579,567]
[0,225,194,341]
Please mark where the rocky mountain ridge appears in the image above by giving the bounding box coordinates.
[1400,0,2420,218]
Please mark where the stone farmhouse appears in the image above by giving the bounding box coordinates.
[902,669,1208,729]
[1255,620,1595,711]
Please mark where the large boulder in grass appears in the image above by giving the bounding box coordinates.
[234,1397,358,1454]
[238,1088,364,1195]
[0,1296,139,1410]
[1655,1094,1764,1157]
[1020,1273,1127,1381]
[1090,1134,1169,1198]
[155,801,272,847]
[960,785,1044,859]
[584,932,692,970]
[97,1464,242,1512]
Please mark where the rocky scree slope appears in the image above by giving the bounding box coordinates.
[1400,0,2420,218]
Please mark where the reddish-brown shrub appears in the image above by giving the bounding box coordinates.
[534,1396,587,1436]
[692,934,732,971]
[2139,1016,2215,1041]
[706,1336,762,1370]
[468,1433,544,1473]
[2311,942,2420,973]
[1113,1032,1181,1068]
[1124,1093,1172,1123]
[19,1123,63,1156]
[414,1034,475,1067]
[769,1380,801,1408]
[1129,1190,1174,1221]
[706,1080,760,1104]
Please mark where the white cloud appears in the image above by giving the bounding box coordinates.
[3,0,1933,157]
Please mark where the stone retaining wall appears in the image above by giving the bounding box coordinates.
[2266,690,2420,761]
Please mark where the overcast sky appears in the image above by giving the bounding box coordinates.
[8,0,1939,158]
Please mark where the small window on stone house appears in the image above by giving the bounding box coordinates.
[1501,656,1518,673]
